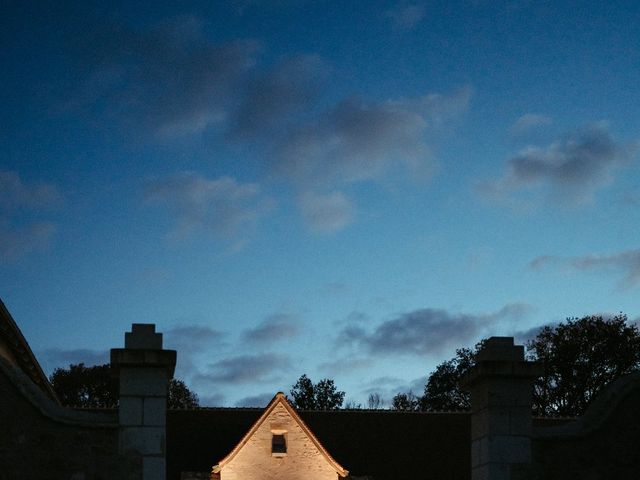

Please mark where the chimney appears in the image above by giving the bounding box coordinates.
[461,337,542,480]
[111,324,176,480]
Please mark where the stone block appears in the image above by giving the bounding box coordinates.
[143,397,166,427]
[125,324,163,350]
[119,397,143,426]
[120,427,165,456]
[487,435,531,464]
[119,368,169,397]
[143,456,165,480]
[472,408,510,438]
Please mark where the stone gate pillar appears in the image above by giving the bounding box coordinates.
[461,337,542,480]
[111,324,176,480]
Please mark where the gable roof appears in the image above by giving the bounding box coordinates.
[0,299,58,402]
[212,392,348,477]
[167,408,472,480]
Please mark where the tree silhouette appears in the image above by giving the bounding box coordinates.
[289,374,345,410]
[50,363,199,409]
[528,314,640,416]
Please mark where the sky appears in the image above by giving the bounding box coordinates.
[2,0,640,407]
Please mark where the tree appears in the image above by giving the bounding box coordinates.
[50,363,199,409]
[528,314,640,416]
[168,378,199,409]
[416,314,640,416]
[368,392,383,409]
[289,374,345,410]
[391,391,420,411]
[421,346,477,411]
[50,363,117,408]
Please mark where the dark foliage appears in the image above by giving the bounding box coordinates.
[391,391,420,411]
[421,347,476,411]
[527,314,640,416]
[289,374,345,410]
[50,363,199,409]
[409,314,640,416]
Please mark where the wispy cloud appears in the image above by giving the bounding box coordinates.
[230,54,328,139]
[530,248,640,290]
[273,87,471,188]
[340,303,533,356]
[40,348,110,375]
[235,392,274,407]
[298,191,355,233]
[385,5,426,30]
[164,324,224,378]
[242,313,300,344]
[197,353,291,384]
[483,123,637,205]
[145,172,274,241]
[510,113,553,136]
[69,16,259,138]
[0,170,61,261]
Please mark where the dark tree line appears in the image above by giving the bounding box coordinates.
[49,363,199,409]
[392,314,640,416]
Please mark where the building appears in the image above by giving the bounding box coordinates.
[2,298,640,480]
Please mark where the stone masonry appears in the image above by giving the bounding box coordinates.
[111,324,176,480]
[462,337,542,480]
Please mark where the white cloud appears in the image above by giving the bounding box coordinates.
[298,191,355,233]
[274,87,471,188]
[145,172,273,241]
[0,171,61,260]
[530,248,640,290]
[510,113,553,135]
[385,5,426,30]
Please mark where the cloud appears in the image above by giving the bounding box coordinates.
[197,353,291,384]
[235,392,275,407]
[0,171,61,260]
[298,191,355,233]
[530,248,640,290]
[145,172,273,241]
[0,170,62,211]
[242,313,300,343]
[68,16,259,138]
[273,87,471,188]
[510,113,553,135]
[164,325,224,377]
[198,392,226,407]
[0,221,57,261]
[230,54,328,139]
[340,303,532,356]
[40,348,110,375]
[484,123,637,205]
[385,5,426,30]
[318,356,373,375]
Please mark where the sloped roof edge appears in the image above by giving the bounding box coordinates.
[0,298,58,402]
[212,392,349,477]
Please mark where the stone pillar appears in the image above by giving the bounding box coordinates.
[111,324,176,480]
[461,337,542,480]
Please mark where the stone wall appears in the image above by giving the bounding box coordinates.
[0,357,138,480]
[221,402,340,480]
[529,372,640,480]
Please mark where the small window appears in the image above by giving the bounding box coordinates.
[272,434,287,454]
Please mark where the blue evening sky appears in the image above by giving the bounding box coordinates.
[2,0,640,407]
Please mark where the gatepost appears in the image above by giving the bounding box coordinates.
[111,324,176,480]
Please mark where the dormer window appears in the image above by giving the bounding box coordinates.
[272,434,287,455]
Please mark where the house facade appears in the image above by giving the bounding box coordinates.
[212,392,348,480]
